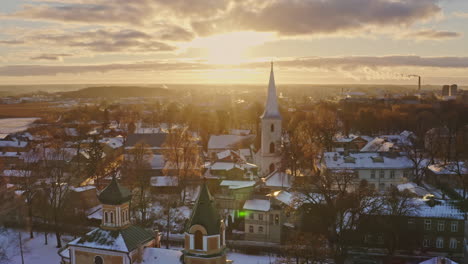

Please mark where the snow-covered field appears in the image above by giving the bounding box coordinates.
[0,229,278,264]
[0,118,38,138]
[0,229,65,264]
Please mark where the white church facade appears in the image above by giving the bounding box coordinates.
[256,62,283,176]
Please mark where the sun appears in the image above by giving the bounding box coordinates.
[189,31,275,64]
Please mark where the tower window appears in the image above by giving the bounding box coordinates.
[104,212,108,223]
[194,230,203,250]
[270,124,274,132]
[269,142,275,153]
[94,256,103,264]
[110,212,114,224]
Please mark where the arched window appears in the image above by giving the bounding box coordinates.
[269,142,275,153]
[110,212,114,224]
[270,124,274,132]
[194,230,203,250]
[94,256,103,264]
[104,212,108,223]
[269,163,275,174]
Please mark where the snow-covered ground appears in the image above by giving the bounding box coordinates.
[0,118,38,138]
[0,229,66,264]
[0,228,278,264]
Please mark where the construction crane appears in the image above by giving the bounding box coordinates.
[408,74,421,91]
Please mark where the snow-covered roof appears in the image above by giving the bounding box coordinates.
[2,170,32,177]
[138,247,182,264]
[70,186,96,192]
[414,199,465,219]
[428,162,467,175]
[68,226,154,253]
[243,199,271,212]
[397,182,432,197]
[0,152,22,158]
[100,136,124,149]
[323,152,413,170]
[264,171,291,188]
[150,176,178,187]
[86,205,102,220]
[360,138,396,152]
[208,134,255,150]
[0,140,28,148]
[220,180,255,190]
[420,257,457,264]
[334,134,372,143]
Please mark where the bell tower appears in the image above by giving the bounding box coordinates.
[260,62,282,176]
[98,176,132,230]
[183,183,226,264]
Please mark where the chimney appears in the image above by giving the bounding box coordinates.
[418,76,421,91]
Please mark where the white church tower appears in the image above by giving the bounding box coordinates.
[259,62,282,176]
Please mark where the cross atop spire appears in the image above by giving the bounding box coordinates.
[260,62,282,120]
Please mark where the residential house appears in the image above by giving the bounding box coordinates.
[322,152,413,191]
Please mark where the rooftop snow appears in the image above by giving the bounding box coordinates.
[264,171,291,188]
[243,199,271,212]
[150,176,178,187]
[220,180,255,189]
[428,162,467,175]
[208,134,255,150]
[138,247,182,264]
[323,152,413,170]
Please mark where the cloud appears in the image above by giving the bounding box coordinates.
[404,29,461,40]
[30,53,72,61]
[0,28,178,53]
[7,0,442,38]
[192,0,442,36]
[454,12,468,18]
[2,55,468,77]
[0,40,25,45]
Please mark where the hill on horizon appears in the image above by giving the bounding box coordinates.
[59,86,172,98]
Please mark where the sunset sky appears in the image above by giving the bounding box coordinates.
[1,0,468,85]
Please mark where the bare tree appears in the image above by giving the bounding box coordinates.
[123,143,152,224]
[39,143,74,248]
[295,170,383,264]
[161,127,202,203]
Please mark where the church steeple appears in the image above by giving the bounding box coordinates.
[260,62,282,120]
[259,62,283,176]
[183,183,226,264]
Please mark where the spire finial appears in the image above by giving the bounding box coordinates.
[271,61,273,72]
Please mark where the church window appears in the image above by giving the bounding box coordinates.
[110,212,114,224]
[104,212,108,223]
[269,142,275,153]
[194,230,203,250]
[270,124,274,132]
[275,214,279,225]
[269,163,275,174]
[94,256,103,264]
